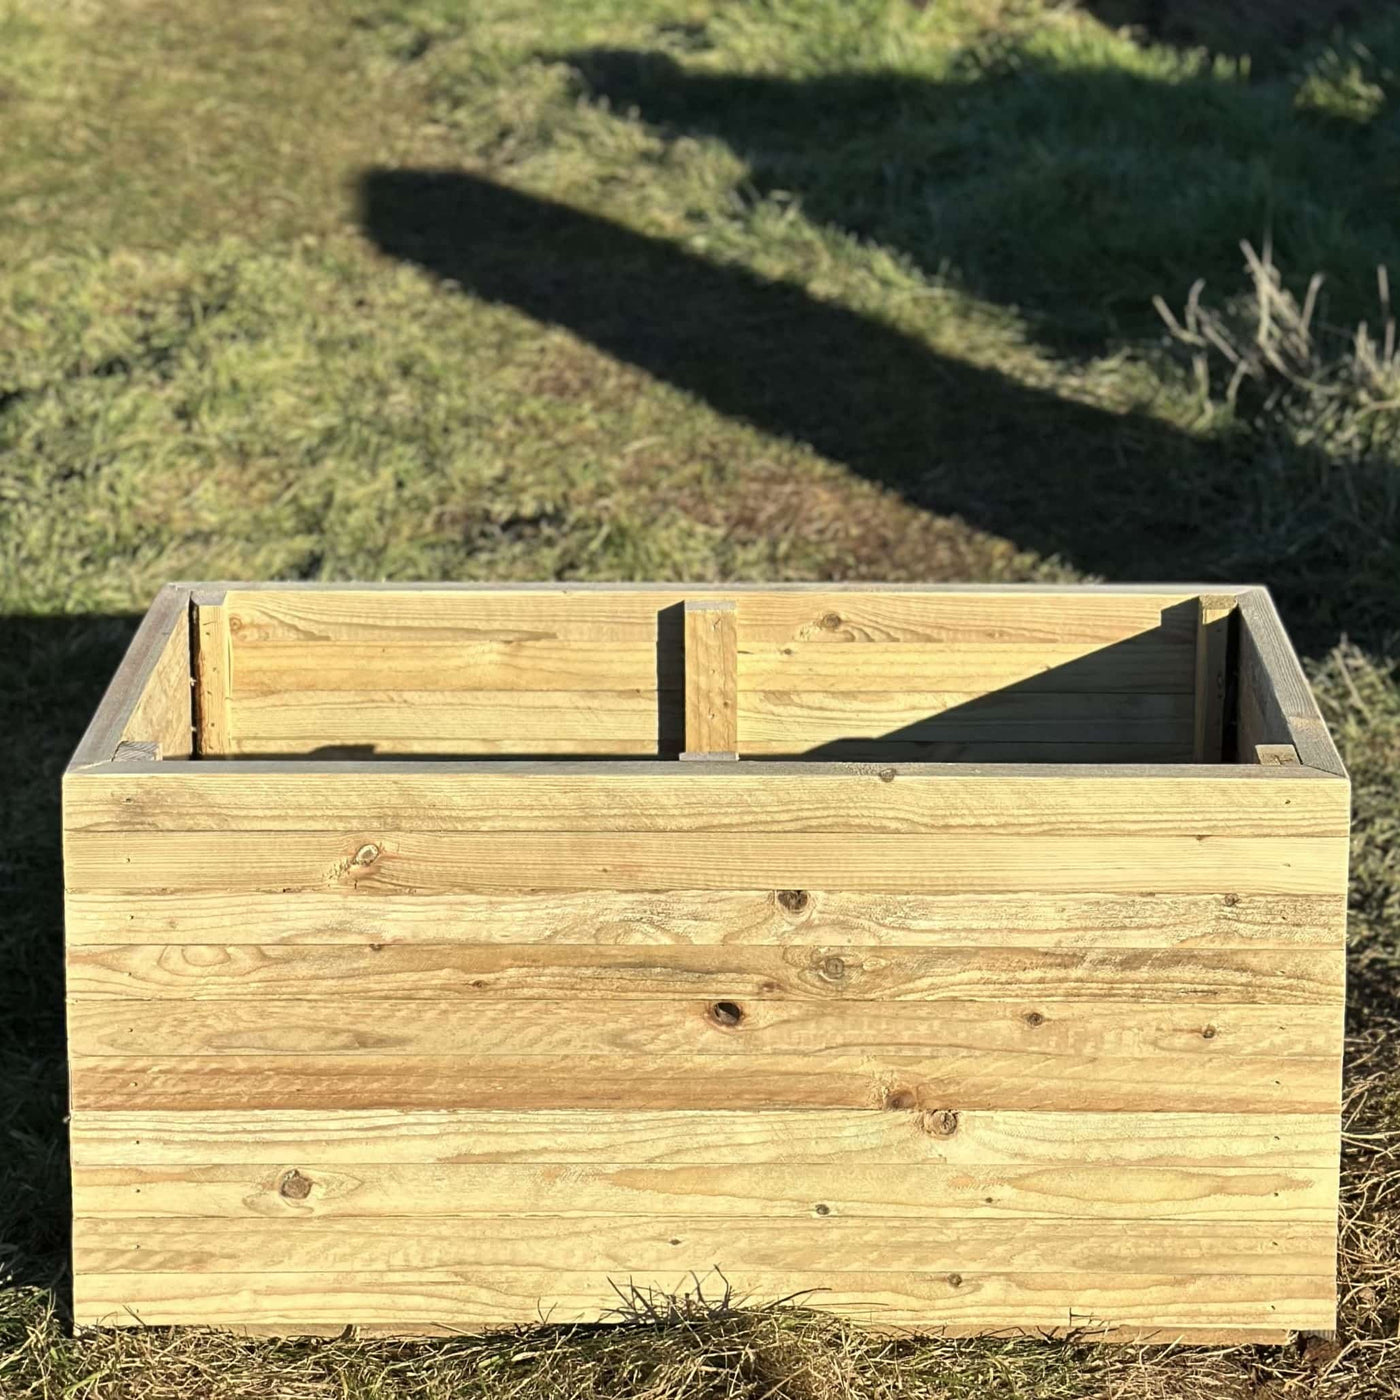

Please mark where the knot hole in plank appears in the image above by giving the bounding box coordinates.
[708,1000,744,1028]
[776,889,810,915]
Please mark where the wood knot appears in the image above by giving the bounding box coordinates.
[1023,1010,1045,1028]
[878,767,896,783]
[920,1109,959,1137]
[1202,1024,1218,1040]
[818,954,848,981]
[777,889,810,914]
[819,612,842,631]
[885,1087,919,1111]
[814,1203,831,1216]
[352,844,380,866]
[709,1001,744,1027]
[278,1169,313,1201]
[947,1273,963,1289]
[1223,892,1241,907]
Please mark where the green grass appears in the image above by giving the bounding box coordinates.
[2,0,1399,1395]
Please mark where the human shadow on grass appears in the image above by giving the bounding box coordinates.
[1079,0,1385,63]
[0,613,141,1300]
[556,47,1400,355]
[360,169,1392,655]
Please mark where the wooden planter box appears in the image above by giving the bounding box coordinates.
[63,583,1348,1341]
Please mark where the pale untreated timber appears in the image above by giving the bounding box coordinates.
[228,689,662,743]
[191,596,232,757]
[235,642,675,695]
[1236,590,1345,776]
[224,588,1198,647]
[738,641,1194,693]
[736,691,1192,744]
[62,889,1348,950]
[63,830,1349,895]
[70,1160,1336,1220]
[68,1267,1334,1331]
[683,600,738,758]
[1194,595,1235,762]
[68,1108,1339,1168]
[69,585,192,767]
[63,945,1347,1006]
[68,1050,1341,1112]
[65,996,1342,1058]
[72,1214,1335,1277]
[61,765,1350,836]
[63,582,1346,1341]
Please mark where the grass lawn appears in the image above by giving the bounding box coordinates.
[3,0,1400,1394]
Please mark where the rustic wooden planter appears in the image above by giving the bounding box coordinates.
[64,583,1348,1341]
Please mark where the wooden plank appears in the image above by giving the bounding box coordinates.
[683,600,738,759]
[61,765,1351,837]
[1194,595,1235,762]
[65,996,1342,1058]
[219,737,668,757]
[1236,590,1345,776]
[68,1267,1334,1332]
[222,588,1199,647]
[234,642,674,695]
[68,1108,1340,1168]
[1257,745,1301,768]
[736,740,1199,760]
[69,585,191,768]
[738,641,1194,693]
[112,741,161,763]
[64,946,1347,1006]
[62,829,1351,895]
[191,595,232,757]
[67,1050,1342,1112]
[73,1215,1335,1277]
[62,890,1349,949]
[227,689,663,743]
[69,1160,1337,1219]
[736,691,1192,745]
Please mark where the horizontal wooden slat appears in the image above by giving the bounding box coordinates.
[73,1215,1334,1277]
[68,1109,1341,1168]
[64,831,1349,894]
[70,1160,1336,1219]
[225,589,1196,647]
[234,643,675,694]
[736,691,1191,744]
[234,640,1194,697]
[737,641,1193,693]
[68,1051,1341,1112]
[69,1267,1333,1332]
[62,766,1350,836]
[229,690,662,742]
[63,890,1347,949]
[739,741,1199,760]
[65,997,1342,1058]
[64,946,1347,1005]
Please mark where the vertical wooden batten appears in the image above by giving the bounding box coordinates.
[191,591,233,758]
[682,600,739,760]
[1194,595,1237,763]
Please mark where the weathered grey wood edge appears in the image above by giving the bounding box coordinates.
[65,584,191,771]
[1237,587,1347,778]
[167,580,1262,595]
[67,757,1341,780]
